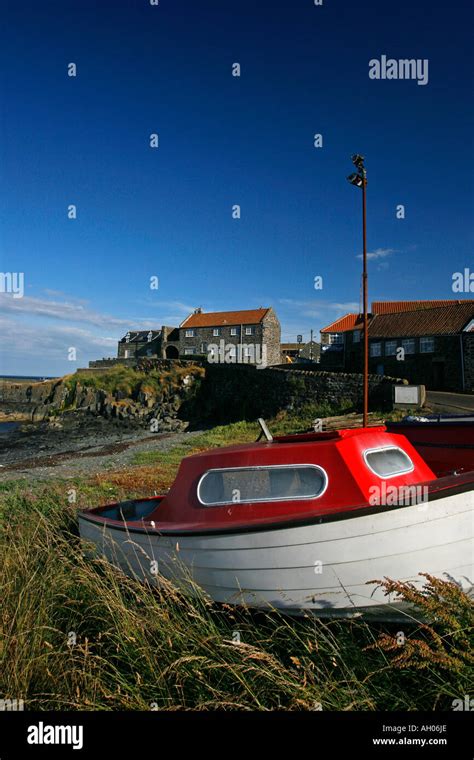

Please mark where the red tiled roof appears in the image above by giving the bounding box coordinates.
[320,314,363,333]
[368,303,474,338]
[372,300,472,315]
[320,300,474,334]
[181,308,270,328]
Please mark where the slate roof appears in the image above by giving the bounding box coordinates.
[119,330,161,343]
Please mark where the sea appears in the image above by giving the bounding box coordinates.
[0,375,58,382]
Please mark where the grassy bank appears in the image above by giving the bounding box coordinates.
[64,363,205,405]
[0,415,472,711]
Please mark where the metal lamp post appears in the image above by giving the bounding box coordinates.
[347,155,368,427]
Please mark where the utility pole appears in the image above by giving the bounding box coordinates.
[347,155,369,427]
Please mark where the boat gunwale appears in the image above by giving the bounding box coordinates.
[78,471,474,538]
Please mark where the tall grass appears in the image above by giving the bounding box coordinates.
[0,486,472,711]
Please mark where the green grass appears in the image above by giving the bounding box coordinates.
[0,415,472,711]
[63,364,204,405]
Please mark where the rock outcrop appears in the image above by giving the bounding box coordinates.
[0,370,201,432]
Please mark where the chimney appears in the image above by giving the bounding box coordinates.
[194,307,202,314]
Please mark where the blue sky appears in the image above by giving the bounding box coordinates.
[0,0,473,375]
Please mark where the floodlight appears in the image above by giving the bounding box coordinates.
[347,173,364,188]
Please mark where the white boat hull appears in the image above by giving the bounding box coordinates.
[79,489,474,619]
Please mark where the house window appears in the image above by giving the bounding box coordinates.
[328,333,343,345]
[370,342,382,357]
[245,326,254,335]
[420,336,434,353]
[197,464,328,506]
[230,327,239,336]
[184,347,196,355]
[185,329,195,338]
[147,331,153,342]
[353,330,361,343]
[402,338,415,355]
[385,340,397,356]
[200,342,208,353]
[213,328,220,337]
[363,446,414,478]
[125,332,130,343]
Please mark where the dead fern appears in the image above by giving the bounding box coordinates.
[366,574,474,671]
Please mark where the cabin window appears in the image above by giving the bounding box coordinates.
[363,446,414,478]
[197,464,328,506]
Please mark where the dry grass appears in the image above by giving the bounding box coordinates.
[0,417,472,711]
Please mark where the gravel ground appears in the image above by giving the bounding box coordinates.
[0,413,205,481]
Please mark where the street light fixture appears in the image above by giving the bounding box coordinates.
[347,172,364,188]
[347,154,369,427]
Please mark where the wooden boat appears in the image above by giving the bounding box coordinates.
[78,425,474,619]
[385,414,474,477]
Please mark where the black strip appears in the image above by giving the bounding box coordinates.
[78,477,474,538]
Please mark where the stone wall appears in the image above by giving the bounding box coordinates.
[88,357,201,370]
[261,307,282,366]
[182,364,406,424]
[1,363,407,427]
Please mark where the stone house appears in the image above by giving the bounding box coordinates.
[320,300,474,392]
[117,326,180,360]
[178,307,281,367]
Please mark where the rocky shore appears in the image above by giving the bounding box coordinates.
[0,368,200,427]
[0,411,205,481]
[0,365,206,480]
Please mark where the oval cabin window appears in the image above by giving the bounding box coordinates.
[197,465,328,506]
[363,446,414,478]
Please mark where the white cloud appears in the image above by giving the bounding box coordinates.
[356,247,395,261]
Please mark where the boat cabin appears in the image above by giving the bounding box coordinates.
[95,427,438,534]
